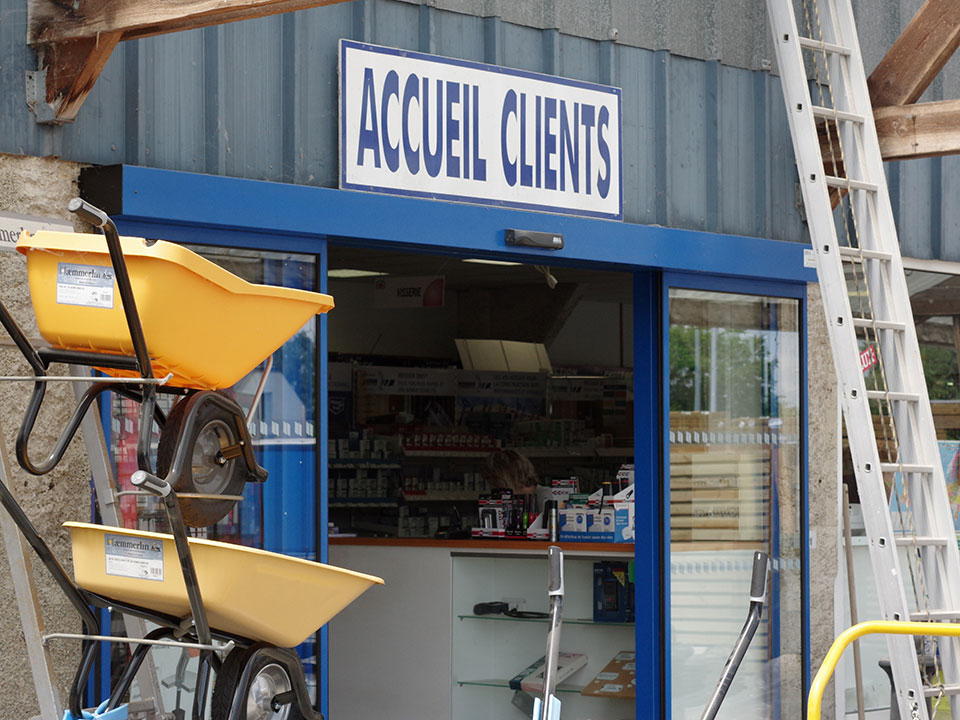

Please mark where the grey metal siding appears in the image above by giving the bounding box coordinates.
[0,0,955,258]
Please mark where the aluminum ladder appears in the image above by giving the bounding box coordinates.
[767,1,960,717]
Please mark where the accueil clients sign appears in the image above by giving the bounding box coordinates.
[339,40,622,220]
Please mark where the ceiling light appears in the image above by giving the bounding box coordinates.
[328,269,387,278]
[462,258,522,266]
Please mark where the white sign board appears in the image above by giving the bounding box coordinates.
[359,367,457,396]
[373,275,445,308]
[0,213,72,252]
[340,40,622,220]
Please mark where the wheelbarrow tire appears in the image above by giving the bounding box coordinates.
[212,646,305,720]
[157,397,247,527]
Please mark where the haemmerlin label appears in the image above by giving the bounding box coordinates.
[105,533,164,582]
[0,213,72,252]
[339,40,622,220]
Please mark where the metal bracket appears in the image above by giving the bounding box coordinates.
[24,70,57,125]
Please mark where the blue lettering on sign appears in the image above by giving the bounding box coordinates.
[382,70,400,172]
[445,80,460,178]
[402,73,420,173]
[472,85,486,181]
[423,77,444,178]
[352,64,614,199]
[597,105,611,199]
[559,100,579,192]
[501,89,517,187]
[544,96,557,191]
[357,67,381,168]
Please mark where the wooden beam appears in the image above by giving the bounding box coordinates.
[26,0,352,122]
[867,0,960,107]
[28,0,353,45]
[35,33,121,123]
[875,99,960,160]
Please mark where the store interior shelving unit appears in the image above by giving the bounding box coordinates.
[451,548,635,720]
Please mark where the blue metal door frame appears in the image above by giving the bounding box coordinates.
[85,163,815,719]
[661,271,810,719]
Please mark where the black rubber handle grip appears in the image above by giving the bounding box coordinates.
[67,198,110,228]
[750,551,769,601]
[130,470,171,497]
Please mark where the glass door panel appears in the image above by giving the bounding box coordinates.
[668,288,802,719]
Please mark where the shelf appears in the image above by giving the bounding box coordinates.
[402,447,635,459]
[329,497,399,507]
[594,447,634,458]
[402,491,479,502]
[457,614,633,627]
[457,678,585,694]
[329,459,401,469]
[402,449,491,458]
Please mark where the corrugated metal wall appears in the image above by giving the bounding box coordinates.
[0,0,957,258]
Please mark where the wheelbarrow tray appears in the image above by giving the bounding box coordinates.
[65,522,382,648]
[17,231,334,390]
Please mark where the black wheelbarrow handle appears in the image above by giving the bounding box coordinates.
[700,550,770,720]
[68,198,154,380]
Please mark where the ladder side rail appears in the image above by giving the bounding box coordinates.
[766,3,928,718]
[0,418,61,720]
[833,0,960,711]
[832,0,960,640]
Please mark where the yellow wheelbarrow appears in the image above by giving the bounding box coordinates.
[0,200,380,720]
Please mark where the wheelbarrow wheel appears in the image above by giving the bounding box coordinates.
[212,646,305,720]
[157,396,247,527]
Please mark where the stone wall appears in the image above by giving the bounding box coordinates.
[0,154,91,720]
[808,281,841,718]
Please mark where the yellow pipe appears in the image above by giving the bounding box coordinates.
[810,621,960,719]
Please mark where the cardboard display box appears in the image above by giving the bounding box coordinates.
[580,650,636,699]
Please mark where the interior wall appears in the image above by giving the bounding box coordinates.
[0,153,90,720]
[327,279,460,360]
[549,300,635,369]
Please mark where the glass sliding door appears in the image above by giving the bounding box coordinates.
[667,286,803,719]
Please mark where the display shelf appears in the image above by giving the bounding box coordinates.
[401,490,479,502]
[594,447,634,457]
[350,520,399,536]
[329,497,398,507]
[401,446,635,459]
[401,449,491,458]
[457,678,586,694]
[457,614,633,627]
[329,459,401,469]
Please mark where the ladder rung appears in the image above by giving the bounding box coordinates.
[838,247,893,262]
[895,536,950,547]
[925,684,960,698]
[797,36,852,56]
[811,105,865,124]
[909,609,960,622]
[880,463,934,475]
[852,318,905,332]
[825,175,878,192]
[866,390,920,403]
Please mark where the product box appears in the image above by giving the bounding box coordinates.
[580,651,636,698]
[510,652,588,694]
[613,502,634,542]
[589,507,616,539]
[525,511,549,540]
[593,562,634,622]
[472,493,507,538]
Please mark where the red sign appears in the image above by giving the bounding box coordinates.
[860,345,878,373]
